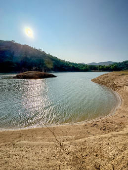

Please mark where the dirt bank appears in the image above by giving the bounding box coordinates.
[0,71,128,170]
[13,71,56,79]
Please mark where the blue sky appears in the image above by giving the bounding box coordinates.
[0,0,128,63]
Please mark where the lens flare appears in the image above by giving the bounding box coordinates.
[25,27,33,38]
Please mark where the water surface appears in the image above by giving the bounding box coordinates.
[0,72,119,130]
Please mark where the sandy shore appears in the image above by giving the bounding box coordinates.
[0,72,128,170]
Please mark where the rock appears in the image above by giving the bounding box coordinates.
[13,71,57,79]
[94,162,101,170]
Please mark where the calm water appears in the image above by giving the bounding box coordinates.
[0,72,119,130]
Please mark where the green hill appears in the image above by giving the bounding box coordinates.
[0,40,89,72]
[0,40,128,72]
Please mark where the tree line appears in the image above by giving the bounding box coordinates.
[0,40,128,72]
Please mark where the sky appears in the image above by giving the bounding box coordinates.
[0,0,128,63]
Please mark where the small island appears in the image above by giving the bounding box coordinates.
[13,71,57,79]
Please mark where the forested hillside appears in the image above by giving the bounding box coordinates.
[0,40,128,72]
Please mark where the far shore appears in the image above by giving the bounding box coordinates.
[0,71,128,170]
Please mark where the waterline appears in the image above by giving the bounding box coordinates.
[0,72,119,130]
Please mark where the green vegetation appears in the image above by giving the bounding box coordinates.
[0,40,128,73]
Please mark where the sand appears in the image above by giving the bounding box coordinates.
[0,71,128,170]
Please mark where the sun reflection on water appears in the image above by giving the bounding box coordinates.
[20,79,52,127]
[0,72,119,129]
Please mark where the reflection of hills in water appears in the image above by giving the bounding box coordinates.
[0,72,119,130]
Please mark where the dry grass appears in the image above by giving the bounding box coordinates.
[113,70,128,75]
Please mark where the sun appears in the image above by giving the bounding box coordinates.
[25,27,33,38]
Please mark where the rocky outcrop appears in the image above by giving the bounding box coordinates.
[13,71,57,79]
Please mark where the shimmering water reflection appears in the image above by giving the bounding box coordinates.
[0,72,119,129]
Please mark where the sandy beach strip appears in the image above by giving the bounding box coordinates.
[0,71,128,170]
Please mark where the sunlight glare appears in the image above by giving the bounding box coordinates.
[25,27,33,38]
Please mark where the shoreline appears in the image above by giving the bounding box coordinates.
[0,71,128,170]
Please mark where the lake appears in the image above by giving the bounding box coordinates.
[0,72,119,130]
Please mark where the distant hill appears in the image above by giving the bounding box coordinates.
[88,61,115,66]
[0,40,128,72]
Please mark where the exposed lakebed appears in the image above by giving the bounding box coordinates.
[0,72,119,130]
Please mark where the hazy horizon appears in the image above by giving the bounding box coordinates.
[0,0,128,63]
